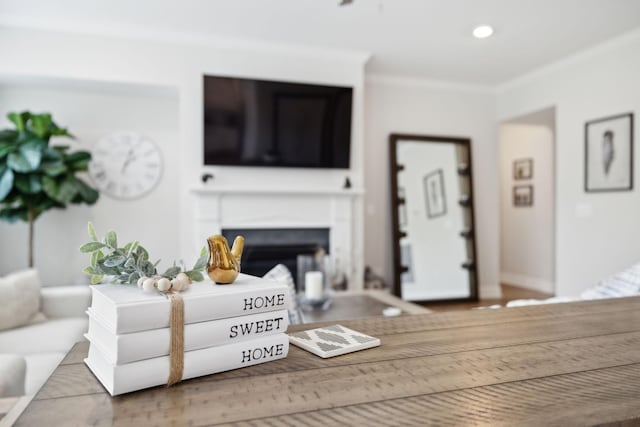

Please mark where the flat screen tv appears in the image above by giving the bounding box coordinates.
[203,75,352,168]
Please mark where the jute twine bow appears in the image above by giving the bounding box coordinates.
[167,292,185,386]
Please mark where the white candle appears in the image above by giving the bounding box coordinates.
[305,271,324,301]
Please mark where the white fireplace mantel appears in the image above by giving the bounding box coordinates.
[189,186,365,290]
[190,185,365,197]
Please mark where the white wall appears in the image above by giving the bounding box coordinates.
[364,77,500,298]
[497,30,640,296]
[499,124,554,294]
[0,81,179,285]
[0,26,368,285]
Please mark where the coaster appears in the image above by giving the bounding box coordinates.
[288,324,380,358]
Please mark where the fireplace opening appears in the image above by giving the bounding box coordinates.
[221,228,330,289]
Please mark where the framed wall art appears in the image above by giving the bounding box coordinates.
[585,113,634,192]
[513,185,533,207]
[513,158,533,180]
[423,169,446,219]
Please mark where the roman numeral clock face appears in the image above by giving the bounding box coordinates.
[89,132,163,200]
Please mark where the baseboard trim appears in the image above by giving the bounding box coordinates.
[500,272,554,294]
[479,284,502,300]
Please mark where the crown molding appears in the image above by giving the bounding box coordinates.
[0,15,372,66]
[497,26,640,93]
[366,73,495,94]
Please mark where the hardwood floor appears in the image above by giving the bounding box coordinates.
[421,283,553,312]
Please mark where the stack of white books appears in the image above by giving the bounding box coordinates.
[84,273,291,395]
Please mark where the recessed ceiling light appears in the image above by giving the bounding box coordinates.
[473,25,494,39]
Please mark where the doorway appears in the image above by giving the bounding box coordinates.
[499,107,556,297]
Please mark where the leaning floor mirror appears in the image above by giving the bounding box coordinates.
[389,134,478,303]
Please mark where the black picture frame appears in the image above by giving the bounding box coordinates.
[585,112,634,193]
[513,185,534,207]
[513,158,533,180]
[423,169,447,219]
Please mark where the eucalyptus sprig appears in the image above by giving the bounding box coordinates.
[80,222,207,285]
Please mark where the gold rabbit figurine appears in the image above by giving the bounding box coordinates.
[206,235,245,284]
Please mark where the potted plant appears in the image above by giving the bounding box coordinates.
[0,111,99,267]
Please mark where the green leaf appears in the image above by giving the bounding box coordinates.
[88,222,98,242]
[162,266,181,278]
[0,166,14,201]
[115,274,130,283]
[73,177,99,204]
[14,174,42,194]
[0,206,27,223]
[80,241,106,253]
[143,261,155,277]
[41,175,58,200]
[0,142,13,159]
[83,266,99,275]
[7,112,29,132]
[103,255,126,267]
[192,255,208,271]
[65,151,91,170]
[126,241,139,257]
[17,138,44,171]
[0,130,18,143]
[43,147,63,161]
[185,270,205,282]
[55,176,78,203]
[124,257,136,268]
[91,275,105,285]
[7,151,33,172]
[186,271,204,282]
[32,197,60,218]
[105,230,117,249]
[96,260,119,275]
[50,124,72,137]
[199,246,208,257]
[128,272,141,284]
[90,250,104,268]
[40,160,67,176]
[136,246,149,261]
[29,113,52,138]
[52,146,70,153]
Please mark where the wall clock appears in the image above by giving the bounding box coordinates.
[89,132,163,200]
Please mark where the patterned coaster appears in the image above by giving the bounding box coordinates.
[288,324,380,358]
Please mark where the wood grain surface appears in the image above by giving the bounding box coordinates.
[15,297,640,426]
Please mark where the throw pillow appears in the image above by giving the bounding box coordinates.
[0,269,42,331]
[263,264,302,325]
[581,262,640,300]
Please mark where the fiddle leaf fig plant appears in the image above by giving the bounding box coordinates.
[0,111,100,267]
[80,223,208,285]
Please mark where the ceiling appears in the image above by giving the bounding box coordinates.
[1,0,640,85]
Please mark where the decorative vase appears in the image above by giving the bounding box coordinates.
[207,235,244,284]
[297,249,332,311]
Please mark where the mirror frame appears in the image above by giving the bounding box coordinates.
[389,133,479,303]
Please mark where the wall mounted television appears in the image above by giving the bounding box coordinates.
[203,75,353,169]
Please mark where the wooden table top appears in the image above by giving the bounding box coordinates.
[300,291,430,323]
[14,297,640,426]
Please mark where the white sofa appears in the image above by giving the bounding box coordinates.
[0,284,90,396]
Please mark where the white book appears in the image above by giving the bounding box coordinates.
[90,273,290,334]
[85,333,289,396]
[86,308,289,364]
